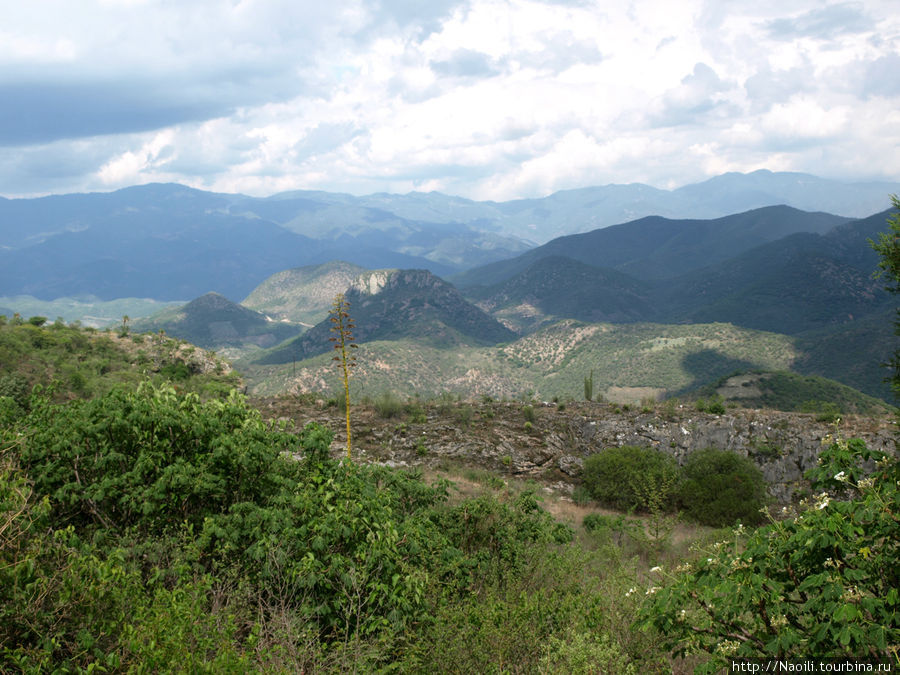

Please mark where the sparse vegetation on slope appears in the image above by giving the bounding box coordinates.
[242,260,368,325]
[0,317,238,411]
[242,320,801,404]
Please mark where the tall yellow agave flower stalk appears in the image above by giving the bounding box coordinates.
[329,293,358,460]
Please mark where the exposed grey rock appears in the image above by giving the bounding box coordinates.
[266,399,896,505]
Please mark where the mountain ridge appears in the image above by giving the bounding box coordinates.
[253,268,516,365]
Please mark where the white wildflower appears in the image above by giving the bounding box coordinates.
[814,492,831,510]
[857,477,875,489]
[625,587,637,597]
[650,566,662,573]
[834,471,847,482]
[715,640,740,656]
[645,586,659,595]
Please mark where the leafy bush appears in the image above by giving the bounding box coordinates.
[6,382,605,671]
[0,374,29,411]
[677,448,768,526]
[695,394,725,414]
[571,485,592,506]
[640,435,900,669]
[582,446,680,513]
[373,390,404,418]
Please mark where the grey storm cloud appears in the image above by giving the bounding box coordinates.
[0,81,231,147]
[0,0,898,200]
[0,62,306,147]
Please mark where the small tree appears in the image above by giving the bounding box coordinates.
[584,369,594,402]
[329,293,357,460]
[869,194,900,397]
[582,445,679,513]
[677,448,767,526]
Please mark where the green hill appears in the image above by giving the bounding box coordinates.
[242,260,368,325]
[693,370,892,416]
[793,309,896,402]
[253,269,515,366]
[466,256,656,333]
[662,232,891,334]
[453,205,847,288]
[133,292,302,352]
[0,318,238,407]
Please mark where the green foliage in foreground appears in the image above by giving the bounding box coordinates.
[639,435,900,670]
[6,383,664,672]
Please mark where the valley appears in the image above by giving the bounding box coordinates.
[3,174,898,410]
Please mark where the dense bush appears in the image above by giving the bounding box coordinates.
[677,448,768,526]
[582,445,680,513]
[640,435,899,669]
[3,383,611,672]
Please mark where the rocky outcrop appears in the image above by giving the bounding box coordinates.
[257,398,897,504]
[546,406,895,502]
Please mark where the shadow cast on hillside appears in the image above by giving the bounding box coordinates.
[674,349,759,397]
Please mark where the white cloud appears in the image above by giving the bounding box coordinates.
[1,0,899,198]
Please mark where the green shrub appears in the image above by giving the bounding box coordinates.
[801,399,842,422]
[541,629,636,674]
[677,448,767,526]
[582,446,679,513]
[454,404,474,427]
[696,394,726,414]
[571,485,592,506]
[405,401,427,423]
[582,512,613,532]
[0,374,29,411]
[374,390,404,418]
[522,404,535,423]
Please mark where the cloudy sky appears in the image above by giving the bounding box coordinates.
[2,0,899,200]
